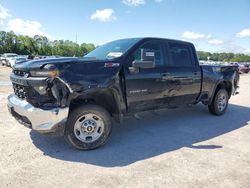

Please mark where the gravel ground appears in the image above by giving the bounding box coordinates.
[0,66,250,188]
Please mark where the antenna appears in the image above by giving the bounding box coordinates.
[74,33,78,57]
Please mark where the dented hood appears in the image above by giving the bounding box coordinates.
[12,57,122,92]
[13,57,121,73]
[13,57,81,70]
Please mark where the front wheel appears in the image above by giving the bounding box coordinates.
[64,104,112,150]
[208,89,229,116]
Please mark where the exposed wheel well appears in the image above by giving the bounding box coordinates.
[215,81,232,98]
[69,91,120,117]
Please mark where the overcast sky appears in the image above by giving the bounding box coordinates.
[0,0,250,53]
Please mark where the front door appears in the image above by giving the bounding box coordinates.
[124,40,170,112]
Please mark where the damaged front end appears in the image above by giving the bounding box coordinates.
[28,64,71,109]
[8,64,71,134]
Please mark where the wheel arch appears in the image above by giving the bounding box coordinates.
[209,80,232,104]
[69,88,121,118]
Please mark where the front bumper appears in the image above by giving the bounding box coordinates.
[7,94,69,134]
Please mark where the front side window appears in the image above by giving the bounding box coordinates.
[133,41,166,66]
[168,42,193,66]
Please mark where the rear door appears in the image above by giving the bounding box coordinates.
[164,42,201,106]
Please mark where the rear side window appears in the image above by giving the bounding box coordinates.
[168,42,193,67]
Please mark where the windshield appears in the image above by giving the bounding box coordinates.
[84,38,141,60]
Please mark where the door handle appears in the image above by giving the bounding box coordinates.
[193,71,199,75]
[161,72,171,76]
[161,72,171,80]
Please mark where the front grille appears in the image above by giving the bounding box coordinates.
[13,83,27,99]
[13,70,27,77]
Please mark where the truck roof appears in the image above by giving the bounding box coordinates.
[127,37,194,45]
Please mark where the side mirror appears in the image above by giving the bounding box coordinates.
[132,49,155,69]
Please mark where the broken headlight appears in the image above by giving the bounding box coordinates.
[30,64,60,77]
[33,85,47,95]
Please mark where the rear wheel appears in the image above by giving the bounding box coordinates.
[208,89,229,115]
[64,104,112,150]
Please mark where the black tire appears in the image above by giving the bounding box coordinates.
[64,104,112,150]
[208,89,229,116]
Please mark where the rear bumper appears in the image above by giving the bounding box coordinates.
[7,94,69,134]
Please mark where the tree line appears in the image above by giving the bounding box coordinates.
[1,31,250,62]
[0,31,95,57]
[197,51,250,62]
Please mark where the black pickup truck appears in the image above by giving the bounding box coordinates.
[8,38,239,150]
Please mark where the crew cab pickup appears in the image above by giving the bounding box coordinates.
[7,38,239,150]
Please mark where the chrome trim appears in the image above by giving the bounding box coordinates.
[10,72,47,86]
[56,77,73,93]
[7,94,69,133]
